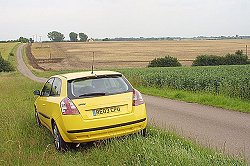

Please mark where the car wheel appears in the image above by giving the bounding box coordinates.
[52,122,66,151]
[140,128,147,137]
[35,108,42,127]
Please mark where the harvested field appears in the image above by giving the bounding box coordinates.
[31,40,250,70]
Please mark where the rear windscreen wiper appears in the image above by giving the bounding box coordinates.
[78,92,106,97]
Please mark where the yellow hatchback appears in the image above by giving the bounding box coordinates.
[34,71,147,151]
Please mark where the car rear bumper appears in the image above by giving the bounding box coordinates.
[57,118,147,143]
[67,118,146,133]
[56,105,147,143]
[71,118,146,143]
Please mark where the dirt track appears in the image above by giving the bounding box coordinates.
[17,44,250,161]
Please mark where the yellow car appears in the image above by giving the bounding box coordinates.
[34,71,147,151]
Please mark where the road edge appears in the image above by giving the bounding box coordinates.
[16,44,47,83]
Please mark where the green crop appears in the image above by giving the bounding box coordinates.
[118,65,250,100]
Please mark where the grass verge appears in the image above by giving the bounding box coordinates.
[0,73,246,165]
[137,86,250,113]
[8,43,20,67]
[0,42,19,59]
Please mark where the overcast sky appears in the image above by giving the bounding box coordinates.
[0,0,249,41]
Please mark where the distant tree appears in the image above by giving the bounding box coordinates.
[47,31,65,42]
[79,33,88,42]
[29,38,34,43]
[102,38,110,41]
[18,37,29,43]
[69,32,78,42]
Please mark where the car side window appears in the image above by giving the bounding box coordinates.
[41,78,54,97]
[50,78,62,96]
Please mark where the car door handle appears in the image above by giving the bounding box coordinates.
[42,104,46,106]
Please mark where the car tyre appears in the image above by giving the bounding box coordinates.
[52,122,66,151]
[35,108,42,127]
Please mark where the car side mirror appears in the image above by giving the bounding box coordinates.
[34,90,40,96]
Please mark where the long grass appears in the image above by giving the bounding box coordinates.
[0,43,19,59]
[137,86,250,113]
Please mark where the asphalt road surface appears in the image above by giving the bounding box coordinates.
[17,44,47,83]
[17,44,250,160]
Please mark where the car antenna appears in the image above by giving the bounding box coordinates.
[91,51,94,74]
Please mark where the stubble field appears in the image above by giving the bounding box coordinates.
[31,39,250,70]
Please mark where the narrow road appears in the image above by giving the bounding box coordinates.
[145,95,250,160]
[17,44,47,83]
[17,44,250,160]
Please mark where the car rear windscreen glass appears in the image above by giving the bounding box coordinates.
[68,75,131,98]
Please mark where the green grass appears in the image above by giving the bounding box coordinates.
[137,86,250,113]
[0,73,246,165]
[8,43,20,67]
[0,44,247,165]
[0,42,19,59]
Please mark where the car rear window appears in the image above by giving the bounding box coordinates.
[67,75,133,98]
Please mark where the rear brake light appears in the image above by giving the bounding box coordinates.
[133,89,144,106]
[60,98,80,115]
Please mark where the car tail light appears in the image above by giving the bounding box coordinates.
[60,98,80,115]
[133,89,144,106]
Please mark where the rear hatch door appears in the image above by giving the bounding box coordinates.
[68,74,134,120]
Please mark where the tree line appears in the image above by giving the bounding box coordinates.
[47,31,88,42]
[0,31,89,43]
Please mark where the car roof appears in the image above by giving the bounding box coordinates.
[55,71,122,80]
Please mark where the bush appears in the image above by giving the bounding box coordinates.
[192,50,249,66]
[0,54,14,72]
[148,56,182,67]
[192,55,224,66]
[9,52,14,56]
[224,51,248,65]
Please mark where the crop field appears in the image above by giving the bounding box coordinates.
[0,72,246,165]
[0,43,19,59]
[118,65,250,101]
[31,40,250,70]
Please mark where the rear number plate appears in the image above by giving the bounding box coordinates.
[92,106,121,116]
